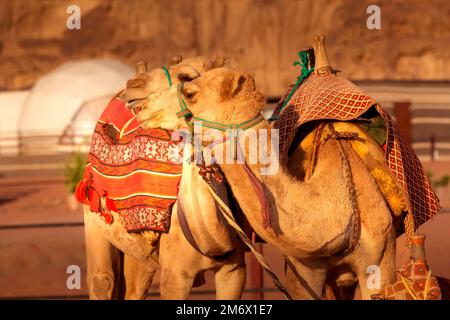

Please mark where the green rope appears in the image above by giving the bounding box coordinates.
[269,50,314,121]
[176,82,264,132]
[161,66,172,86]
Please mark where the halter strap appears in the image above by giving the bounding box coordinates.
[175,81,264,132]
[161,64,264,131]
[161,66,172,86]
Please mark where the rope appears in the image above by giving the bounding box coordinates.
[404,211,416,244]
[324,123,361,256]
[161,66,172,86]
[204,181,293,300]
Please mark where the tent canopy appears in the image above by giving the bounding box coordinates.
[19,59,133,136]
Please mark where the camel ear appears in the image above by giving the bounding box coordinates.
[209,57,226,69]
[220,73,246,100]
[170,54,183,66]
[177,64,200,82]
[120,77,150,101]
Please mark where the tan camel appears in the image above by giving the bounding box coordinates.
[83,57,246,300]
[137,67,397,299]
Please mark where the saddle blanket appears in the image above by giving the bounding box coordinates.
[272,72,441,235]
[75,97,183,232]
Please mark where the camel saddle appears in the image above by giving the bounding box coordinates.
[272,72,441,236]
[75,97,183,232]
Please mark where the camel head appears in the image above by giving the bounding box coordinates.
[137,67,266,131]
[120,56,226,110]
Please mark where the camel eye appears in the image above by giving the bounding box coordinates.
[182,84,200,101]
[184,91,196,99]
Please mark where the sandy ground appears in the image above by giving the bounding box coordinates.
[0,160,449,300]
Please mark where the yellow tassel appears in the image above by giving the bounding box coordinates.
[370,167,407,216]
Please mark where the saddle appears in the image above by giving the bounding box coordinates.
[273,71,440,236]
[75,97,183,233]
[272,34,440,236]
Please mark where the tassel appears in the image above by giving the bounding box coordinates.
[74,176,92,205]
[104,192,118,212]
[99,193,115,224]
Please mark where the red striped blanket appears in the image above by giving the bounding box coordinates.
[75,98,182,232]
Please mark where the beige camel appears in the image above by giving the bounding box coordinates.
[137,67,397,299]
[83,57,246,300]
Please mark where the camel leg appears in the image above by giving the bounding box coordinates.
[158,240,207,299]
[123,254,156,300]
[324,267,358,300]
[159,267,197,299]
[214,248,246,299]
[84,207,123,300]
[284,257,328,300]
[352,235,396,300]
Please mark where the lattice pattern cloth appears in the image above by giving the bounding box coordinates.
[374,261,442,300]
[76,98,183,232]
[272,72,441,235]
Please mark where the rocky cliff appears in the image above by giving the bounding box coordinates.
[1,0,449,95]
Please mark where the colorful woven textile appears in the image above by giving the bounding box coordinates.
[272,72,441,235]
[76,98,183,232]
[373,260,442,300]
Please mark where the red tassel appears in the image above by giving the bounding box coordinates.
[89,190,100,213]
[105,196,117,212]
[101,212,113,224]
[74,178,89,204]
[103,191,117,212]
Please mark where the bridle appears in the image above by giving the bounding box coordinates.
[161,66,265,160]
[161,66,265,135]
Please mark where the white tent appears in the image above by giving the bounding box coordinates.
[0,91,29,154]
[61,94,112,147]
[19,59,133,137]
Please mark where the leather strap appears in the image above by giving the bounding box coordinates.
[306,122,326,180]
[176,191,211,257]
[235,141,272,229]
[242,163,272,229]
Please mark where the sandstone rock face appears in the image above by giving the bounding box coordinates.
[0,0,449,95]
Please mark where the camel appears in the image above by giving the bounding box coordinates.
[83,56,246,300]
[137,66,398,299]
